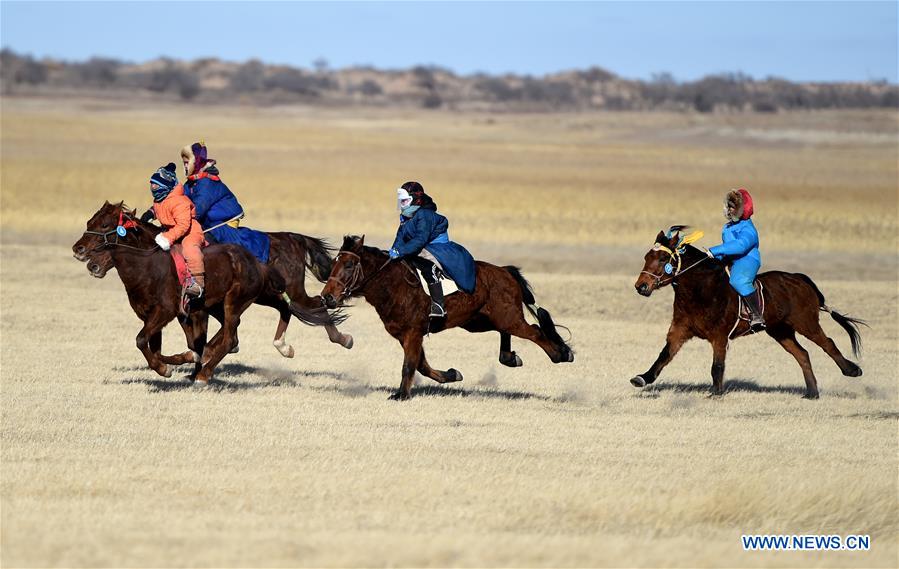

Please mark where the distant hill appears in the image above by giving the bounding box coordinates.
[2,49,896,112]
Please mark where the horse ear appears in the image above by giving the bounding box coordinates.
[655,230,667,245]
[103,200,110,206]
[359,235,365,248]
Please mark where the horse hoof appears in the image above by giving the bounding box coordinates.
[187,350,200,363]
[229,345,239,354]
[802,392,820,400]
[192,379,209,389]
[565,350,575,363]
[843,364,862,377]
[340,334,354,350]
[158,365,172,378]
[273,340,295,358]
[447,369,463,382]
[388,391,410,401]
[499,352,522,368]
[630,375,646,388]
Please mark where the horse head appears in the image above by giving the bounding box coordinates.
[72,201,148,278]
[634,225,692,296]
[321,235,366,308]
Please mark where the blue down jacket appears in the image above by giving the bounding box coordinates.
[390,207,476,293]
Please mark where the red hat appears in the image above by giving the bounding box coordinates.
[725,188,754,221]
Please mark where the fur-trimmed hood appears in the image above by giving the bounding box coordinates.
[180,142,217,178]
[725,188,754,222]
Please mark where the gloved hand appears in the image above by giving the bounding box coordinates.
[140,209,156,223]
[388,248,400,260]
[154,233,171,251]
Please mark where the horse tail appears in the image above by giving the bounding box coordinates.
[265,264,347,327]
[504,266,573,356]
[292,234,334,283]
[796,272,866,357]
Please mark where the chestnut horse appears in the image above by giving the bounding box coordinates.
[632,226,864,398]
[321,235,573,400]
[72,202,338,383]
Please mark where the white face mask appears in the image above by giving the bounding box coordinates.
[397,188,412,211]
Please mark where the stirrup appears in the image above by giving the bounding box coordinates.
[185,282,204,298]
[429,303,446,319]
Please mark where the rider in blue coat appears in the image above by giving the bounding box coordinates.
[708,188,765,331]
[389,181,476,320]
[179,142,271,263]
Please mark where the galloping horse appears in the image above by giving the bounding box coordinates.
[72,202,338,383]
[321,235,573,400]
[74,201,353,356]
[632,226,864,398]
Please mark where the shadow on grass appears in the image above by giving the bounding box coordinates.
[111,366,546,401]
[638,378,862,399]
[310,382,550,401]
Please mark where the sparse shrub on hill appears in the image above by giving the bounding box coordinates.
[1,48,896,112]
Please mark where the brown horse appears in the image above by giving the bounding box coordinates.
[75,202,353,357]
[72,202,337,383]
[321,235,574,400]
[632,225,864,398]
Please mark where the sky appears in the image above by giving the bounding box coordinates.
[1,1,897,83]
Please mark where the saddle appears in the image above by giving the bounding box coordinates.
[729,281,765,339]
[414,263,460,297]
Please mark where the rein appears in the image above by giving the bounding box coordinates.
[82,208,159,254]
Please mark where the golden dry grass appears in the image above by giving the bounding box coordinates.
[1,97,897,568]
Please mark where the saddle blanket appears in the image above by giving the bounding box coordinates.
[417,269,460,297]
[170,244,192,288]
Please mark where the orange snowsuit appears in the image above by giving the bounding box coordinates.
[153,184,205,278]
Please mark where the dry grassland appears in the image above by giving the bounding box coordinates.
[1,97,897,568]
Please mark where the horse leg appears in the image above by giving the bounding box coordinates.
[272,307,295,358]
[183,312,208,380]
[709,337,728,396]
[767,325,819,399]
[798,323,862,377]
[152,328,200,366]
[417,348,463,384]
[148,323,200,367]
[303,293,353,349]
[494,312,565,363]
[135,312,172,378]
[390,334,423,401]
[631,324,693,388]
[498,332,522,367]
[196,301,245,384]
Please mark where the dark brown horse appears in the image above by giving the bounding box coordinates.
[75,202,353,357]
[632,226,864,398]
[72,202,336,383]
[321,235,574,400]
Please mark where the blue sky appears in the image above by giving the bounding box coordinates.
[2,1,896,82]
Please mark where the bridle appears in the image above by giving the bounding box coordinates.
[640,235,709,288]
[81,207,158,253]
[328,251,392,300]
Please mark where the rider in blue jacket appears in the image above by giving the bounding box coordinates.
[179,142,270,263]
[708,188,765,331]
[389,181,476,320]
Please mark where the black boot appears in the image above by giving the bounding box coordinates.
[742,292,766,332]
[427,281,446,319]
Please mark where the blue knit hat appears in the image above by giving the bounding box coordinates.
[150,163,179,202]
